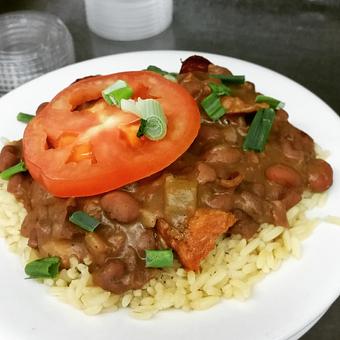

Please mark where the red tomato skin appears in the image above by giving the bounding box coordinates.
[23,71,200,197]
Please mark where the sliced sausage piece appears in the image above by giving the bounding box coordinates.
[100,191,140,223]
[265,164,302,188]
[180,55,212,74]
[307,159,333,192]
[157,208,236,271]
[0,145,19,172]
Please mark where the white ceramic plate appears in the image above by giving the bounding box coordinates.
[0,51,339,340]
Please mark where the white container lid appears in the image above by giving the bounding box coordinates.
[84,0,173,41]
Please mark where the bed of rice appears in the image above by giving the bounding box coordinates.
[0,178,338,319]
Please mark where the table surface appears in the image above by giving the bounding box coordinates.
[1,0,339,339]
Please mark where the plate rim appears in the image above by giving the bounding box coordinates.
[0,50,339,340]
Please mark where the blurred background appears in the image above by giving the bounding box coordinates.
[0,0,339,338]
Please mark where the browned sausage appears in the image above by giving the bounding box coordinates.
[265,164,302,188]
[0,145,19,172]
[307,159,333,192]
[100,191,140,223]
[180,55,212,74]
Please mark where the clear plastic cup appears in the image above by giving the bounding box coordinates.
[0,11,75,95]
[84,0,173,41]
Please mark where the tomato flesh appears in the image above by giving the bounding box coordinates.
[23,71,200,197]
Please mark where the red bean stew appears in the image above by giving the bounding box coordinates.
[0,55,333,294]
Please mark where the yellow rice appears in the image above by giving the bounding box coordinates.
[0,178,334,319]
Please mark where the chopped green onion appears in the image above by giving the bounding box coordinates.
[121,98,167,141]
[208,82,231,96]
[210,74,245,84]
[163,73,177,83]
[69,211,100,232]
[255,95,285,110]
[201,93,226,121]
[243,108,276,152]
[102,80,133,106]
[17,112,34,123]
[0,161,26,180]
[145,249,173,268]
[146,65,178,82]
[146,65,167,74]
[137,118,147,138]
[25,256,60,279]
[146,65,177,77]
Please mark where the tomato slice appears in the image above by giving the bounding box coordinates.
[23,71,200,197]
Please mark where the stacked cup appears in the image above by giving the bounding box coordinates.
[0,11,75,95]
[84,0,173,41]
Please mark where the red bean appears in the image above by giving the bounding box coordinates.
[282,190,302,210]
[198,125,223,143]
[196,162,216,184]
[100,191,140,223]
[265,164,302,188]
[204,145,242,164]
[307,159,333,192]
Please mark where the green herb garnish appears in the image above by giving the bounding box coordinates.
[102,80,133,106]
[255,95,285,110]
[25,257,60,279]
[243,108,276,152]
[69,211,100,232]
[145,249,174,268]
[210,74,245,84]
[17,112,35,123]
[201,93,226,121]
[0,161,27,180]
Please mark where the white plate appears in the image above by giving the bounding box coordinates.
[0,51,339,340]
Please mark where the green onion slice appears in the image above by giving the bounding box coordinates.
[243,108,276,152]
[137,118,147,138]
[201,93,226,121]
[163,74,177,83]
[146,65,178,83]
[208,82,231,96]
[145,249,174,268]
[255,95,285,110]
[0,161,27,180]
[69,211,100,232]
[25,256,60,279]
[210,74,245,84]
[102,80,133,106]
[121,98,167,141]
[17,112,35,123]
